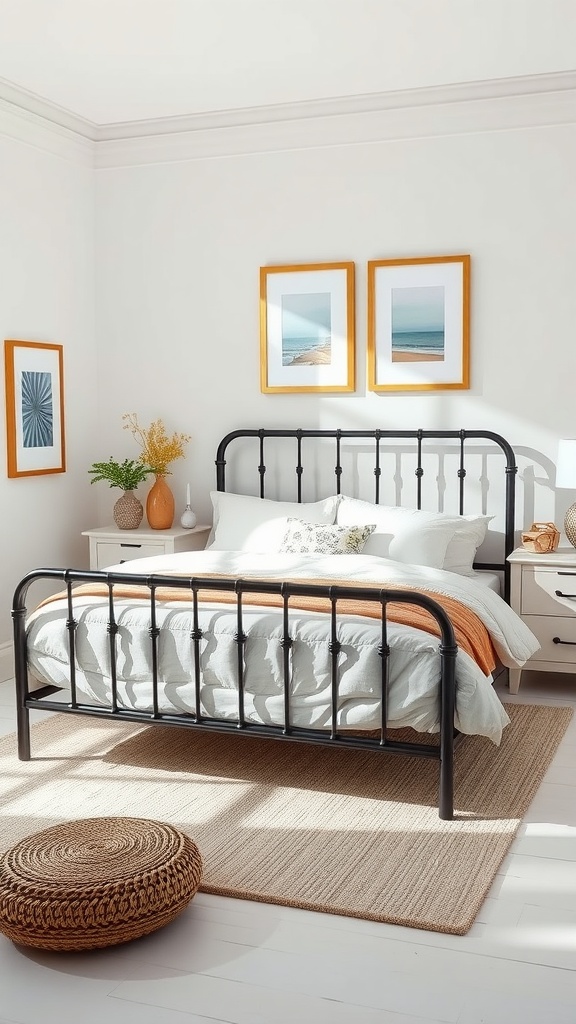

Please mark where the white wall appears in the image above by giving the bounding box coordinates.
[0,133,97,654]
[95,115,576,535]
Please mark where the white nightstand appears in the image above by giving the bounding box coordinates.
[82,524,211,570]
[507,546,576,692]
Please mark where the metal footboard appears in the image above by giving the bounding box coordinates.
[12,568,459,819]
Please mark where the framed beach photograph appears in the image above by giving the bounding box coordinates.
[4,340,66,477]
[367,255,470,392]
[260,261,355,393]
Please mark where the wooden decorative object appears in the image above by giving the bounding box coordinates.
[521,522,560,554]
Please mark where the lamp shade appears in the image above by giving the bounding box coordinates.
[556,439,576,489]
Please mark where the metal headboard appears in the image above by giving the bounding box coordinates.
[215,428,517,603]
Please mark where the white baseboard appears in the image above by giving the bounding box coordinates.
[0,641,14,682]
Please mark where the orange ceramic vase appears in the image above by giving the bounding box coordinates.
[146,474,175,530]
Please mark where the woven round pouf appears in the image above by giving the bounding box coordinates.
[0,817,203,951]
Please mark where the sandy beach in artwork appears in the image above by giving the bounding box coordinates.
[288,341,332,365]
[391,350,444,362]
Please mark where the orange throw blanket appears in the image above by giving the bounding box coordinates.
[40,576,497,675]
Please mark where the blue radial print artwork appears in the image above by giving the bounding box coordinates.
[21,370,53,448]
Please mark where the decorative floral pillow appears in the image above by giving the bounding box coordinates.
[279,519,376,555]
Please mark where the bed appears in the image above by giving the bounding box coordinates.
[12,427,540,820]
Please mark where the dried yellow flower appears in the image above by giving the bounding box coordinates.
[123,413,191,475]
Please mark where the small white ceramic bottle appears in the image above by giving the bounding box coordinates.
[180,484,197,529]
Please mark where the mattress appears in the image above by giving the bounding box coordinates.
[26,551,539,745]
[472,570,501,593]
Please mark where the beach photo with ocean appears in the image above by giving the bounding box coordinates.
[390,329,445,362]
[260,261,355,394]
[281,335,332,365]
[281,291,333,366]
[391,284,445,362]
[367,255,469,393]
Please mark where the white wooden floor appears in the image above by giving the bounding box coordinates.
[0,672,575,1024]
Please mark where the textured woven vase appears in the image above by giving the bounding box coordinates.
[146,474,175,530]
[113,490,144,530]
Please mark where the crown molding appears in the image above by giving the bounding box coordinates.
[0,74,97,137]
[0,70,574,168]
[95,70,576,168]
[0,78,95,165]
[96,70,576,141]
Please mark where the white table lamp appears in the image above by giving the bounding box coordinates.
[557,439,576,547]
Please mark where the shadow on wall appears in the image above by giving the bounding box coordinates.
[515,446,566,541]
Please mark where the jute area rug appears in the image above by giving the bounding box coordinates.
[0,703,571,935]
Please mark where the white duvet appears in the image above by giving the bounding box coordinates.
[26,550,540,744]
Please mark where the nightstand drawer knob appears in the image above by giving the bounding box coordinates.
[552,636,576,646]
[120,543,142,549]
[554,590,576,599]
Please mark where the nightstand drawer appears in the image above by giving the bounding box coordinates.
[521,567,576,616]
[83,525,211,570]
[523,614,576,664]
[94,541,163,568]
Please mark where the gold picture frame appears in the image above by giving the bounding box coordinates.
[260,261,355,393]
[4,339,66,477]
[367,255,470,392]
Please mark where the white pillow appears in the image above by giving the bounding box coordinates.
[336,496,491,572]
[279,519,376,555]
[443,514,493,575]
[207,491,340,551]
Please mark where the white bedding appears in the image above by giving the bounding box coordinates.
[471,570,501,593]
[26,551,540,744]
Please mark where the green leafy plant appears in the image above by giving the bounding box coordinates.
[88,458,153,491]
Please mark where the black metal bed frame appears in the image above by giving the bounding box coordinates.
[12,428,517,821]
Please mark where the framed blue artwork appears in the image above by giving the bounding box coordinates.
[4,340,66,477]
